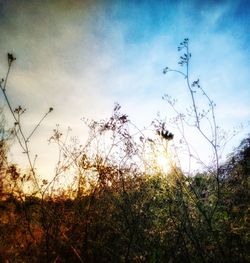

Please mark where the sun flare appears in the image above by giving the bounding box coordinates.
[156,152,171,174]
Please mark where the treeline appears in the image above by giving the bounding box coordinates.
[0,136,249,262]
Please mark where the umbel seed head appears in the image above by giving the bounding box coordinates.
[7,53,16,65]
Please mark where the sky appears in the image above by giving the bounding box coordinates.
[0,0,249,180]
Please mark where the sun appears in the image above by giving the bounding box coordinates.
[155,150,171,174]
[142,138,174,175]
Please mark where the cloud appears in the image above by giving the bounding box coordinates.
[0,0,249,178]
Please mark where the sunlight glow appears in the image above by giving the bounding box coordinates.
[155,150,171,174]
[144,140,173,175]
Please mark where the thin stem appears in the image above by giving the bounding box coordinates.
[27,110,51,142]
[167,69,187,78]
[3,62,12,91]
[0,60,40,191]
[185,44,200,128]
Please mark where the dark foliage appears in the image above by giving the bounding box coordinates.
[0,138,249,262]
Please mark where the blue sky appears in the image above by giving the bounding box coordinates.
[0,0,249,178]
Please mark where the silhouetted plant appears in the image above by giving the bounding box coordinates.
[0,41,249,263]
[0,53,53,194]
